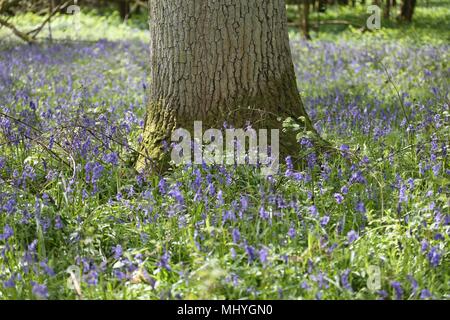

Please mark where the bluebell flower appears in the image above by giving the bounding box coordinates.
[421,239,429,252]
[112,245,123,260]
[347,230,359,244]
[288,227,296,239]
[31,281,49,299]
[0,224,13,240]
[420,289,432,299]
[334,193,344,204]
[356,202,366,213]
[3,277,15,289]
[231,228,240,244]
[157,251,171,271]
[158,178,166,194]
[245,244,256,263]
[39,260,55,276]
[54,215,64,230]
[390,281,403,300]
[309,205,318,217]
[341,269,352,291]
[259,248,269,265]
[320,215,330,227]
[427,246,441,267]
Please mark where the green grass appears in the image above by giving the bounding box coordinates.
[0,3,448,300]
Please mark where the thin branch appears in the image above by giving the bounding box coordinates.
[0,16,34,43]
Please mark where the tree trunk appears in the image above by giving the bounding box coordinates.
[138,0,316,172]
[384,0,391,19]
[300,1,312,40]
[118,0,130,21]
[400,0,416,22]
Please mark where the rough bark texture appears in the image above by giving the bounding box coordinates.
[138,0,314,172]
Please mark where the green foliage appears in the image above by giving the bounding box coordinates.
[0,2,448,300]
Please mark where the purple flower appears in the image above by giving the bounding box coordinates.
[334,193,344,204]
[259,207,270,220]
[240,195,248,212]
[231,228,241,244]
[420,289,432,299]
[103,152,119,166]
[31,282,49,299]
[309,205,318,217]
[39,260,56,277]
[158,178,167,194]
[320,215,330,227]
[157,251,171,271]
[245,244,256,263]
[421,239,429,252]
[288,227,296,239]
[427,246,441,267]
[356,202,366,213]
[54,215,64,230]
[341,185,349,195]
[390,281,403,300]
[377,290,388,299]
[86,270,99,286]
[340,269,352,291]
[112,245,123,260]
[3,276,15,289]
[312,272,329,289]
[0,224,13,241]
[168,185,184,205]
[259,248,269,265]
[347,230,359,244]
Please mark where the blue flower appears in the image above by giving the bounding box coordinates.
[334,193,344,204]
[31,281,49,299]
[420,289,432,299]
[157,251,171,271]
[112,245,123,260]
[231,228,240,244]
[0,224,13,240]
[320,215,330,227]
[3,277,15,289]
[356,202,366,213]
[341,269,352,291]
[390,281,403,300]
[259,248,269,265]
[347,230,359,244]
[309,205,318,217]
[245,244,256,263]
[427,246,441,267]
[288,227,296,239]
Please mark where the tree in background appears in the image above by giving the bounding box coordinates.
[138,0,318,172]
[400,0,416,22]
[118,0,130,21]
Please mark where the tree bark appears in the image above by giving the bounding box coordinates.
[400,0,416,22]
[301,0,312,40]
[118,0,130,21]
[384,0,391,19]
[138,0,316,172]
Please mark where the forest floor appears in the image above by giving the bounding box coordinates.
[0,2,448,299]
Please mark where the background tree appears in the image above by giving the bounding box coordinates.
[138,0,318,172]
[400,0,416,22]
